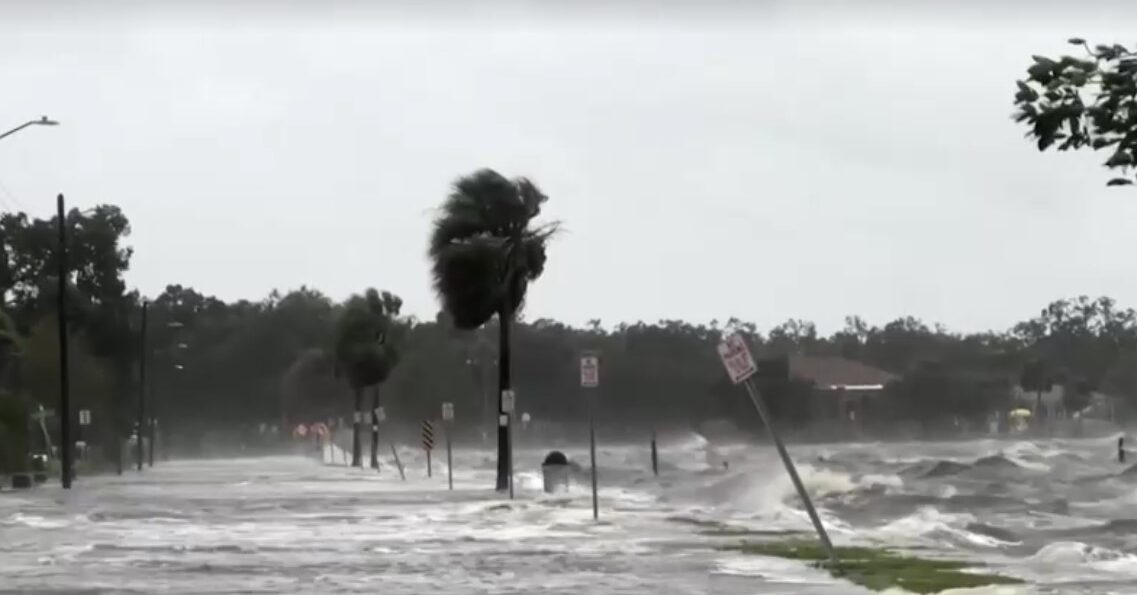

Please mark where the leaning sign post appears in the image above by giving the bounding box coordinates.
[581,352,600,520]
[716,334,839,568]
[442,402,455,491]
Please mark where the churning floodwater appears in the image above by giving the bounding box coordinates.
[2,434,1136,594]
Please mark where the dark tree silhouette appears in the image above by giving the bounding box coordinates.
[334,289,401,468]
[428,169,557,491]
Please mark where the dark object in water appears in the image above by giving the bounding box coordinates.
[1121,437,1126,463]
[543,451,568,466]
[542,451,570,493]
[11,473,33,489]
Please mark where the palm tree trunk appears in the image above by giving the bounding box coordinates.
[496,302,512,492]
[351,386,362,467]
[369,385,380,469]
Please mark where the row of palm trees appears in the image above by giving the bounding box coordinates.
[338,169,556,490]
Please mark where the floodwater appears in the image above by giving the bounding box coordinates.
[2,433,1136,594]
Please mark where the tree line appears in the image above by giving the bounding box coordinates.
[1,197,1135,472]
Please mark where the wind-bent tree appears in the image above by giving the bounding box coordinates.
[333,288,401,468]
[429,169,557,491]
[1013,39,1137,186]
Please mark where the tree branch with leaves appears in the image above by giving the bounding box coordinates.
[1013,39,1137,186]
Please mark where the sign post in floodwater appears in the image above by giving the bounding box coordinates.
[581,352,600,520]
[716,333,839,568]
[442,402,455,491]
[502,390,516,499]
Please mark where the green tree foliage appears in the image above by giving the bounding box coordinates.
[1013,39,1137,186]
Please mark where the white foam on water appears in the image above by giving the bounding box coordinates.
[1029,541,1137,572]
[2,513,71,529]
[870,507,1010,548]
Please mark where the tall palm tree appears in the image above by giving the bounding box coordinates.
[334,289,401,468]
[429,169,557,491]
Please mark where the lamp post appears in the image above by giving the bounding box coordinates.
[0,116,58,141]
[56,200,101,488]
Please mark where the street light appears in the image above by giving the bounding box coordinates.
[0,116,59,141]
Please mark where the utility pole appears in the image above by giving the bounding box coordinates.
[56,194,72,489]
[137,301,147,471]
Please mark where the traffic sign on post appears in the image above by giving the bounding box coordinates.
[717,334,757,384]
[580,351,601,520]
[501,390,516,413]
[441,402,454,422]
[78,409,91,426]
[715,332,838,568]
[374,407,386,423]
[580,354,600,388]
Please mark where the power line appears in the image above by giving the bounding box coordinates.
[0,177,28,213]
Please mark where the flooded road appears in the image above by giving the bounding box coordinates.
[2,434,1136,593]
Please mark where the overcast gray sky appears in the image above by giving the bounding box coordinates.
[1,1,1136,333]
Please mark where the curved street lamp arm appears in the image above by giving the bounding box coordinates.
[0,116,59,141]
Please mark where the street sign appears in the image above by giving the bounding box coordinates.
[374,407,386,423]
[501,389,516,413]
[441,402,454,422]
[353,411,363,424]
[499,414,509,427]
[78,410,91,426]
[421,420,435,451]
[580,354,600,388]
[717,333,757,384]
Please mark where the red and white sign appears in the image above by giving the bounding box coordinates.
[717,334,757,384]
[580,354,600,388]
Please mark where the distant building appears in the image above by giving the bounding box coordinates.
[788,355,896,431]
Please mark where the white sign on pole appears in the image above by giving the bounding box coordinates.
[78,410,91,426]
[441,402,454,422]
[717,333,757,384]
[501,390,516,413]
[353,411,363,424]
[374,407,386,423]
[580,354,600,388]
[499,414,509,427]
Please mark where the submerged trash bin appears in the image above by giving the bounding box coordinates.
[542,450,570,494]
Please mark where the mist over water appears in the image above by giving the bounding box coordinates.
[3,433,1136,593]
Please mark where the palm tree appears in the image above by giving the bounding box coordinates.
[334,289,402,468]
[428,168,557,491]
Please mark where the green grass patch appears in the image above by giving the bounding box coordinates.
[665,516,803,538]
[723,541,1024,594]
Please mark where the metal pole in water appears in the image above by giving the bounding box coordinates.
[446,422,454,491]
[137,301,147,472]
[650,426,659,477]
[57,194,72,489]
[427,449,432,478]
[589,390,598,520]
[742,377,837,567]
[389,443,406,481]
[508,415,514,500]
